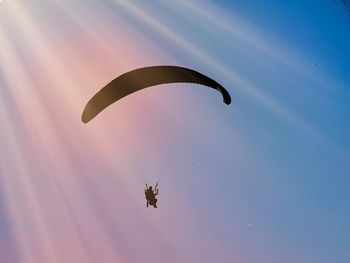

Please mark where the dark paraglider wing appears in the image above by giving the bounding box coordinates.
[82,65,231,123]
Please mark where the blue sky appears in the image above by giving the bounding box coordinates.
[1,1,350,262]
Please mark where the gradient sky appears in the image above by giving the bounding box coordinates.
[1,1,350,263]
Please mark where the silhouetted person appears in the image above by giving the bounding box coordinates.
[145,185,158,208]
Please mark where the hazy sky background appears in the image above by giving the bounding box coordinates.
[1,1,350,262]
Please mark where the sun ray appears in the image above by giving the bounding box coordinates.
[108,0,343,153]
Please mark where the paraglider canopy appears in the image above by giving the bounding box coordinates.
[82,65,231,123]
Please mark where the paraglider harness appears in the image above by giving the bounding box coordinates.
[145,183,159,208]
